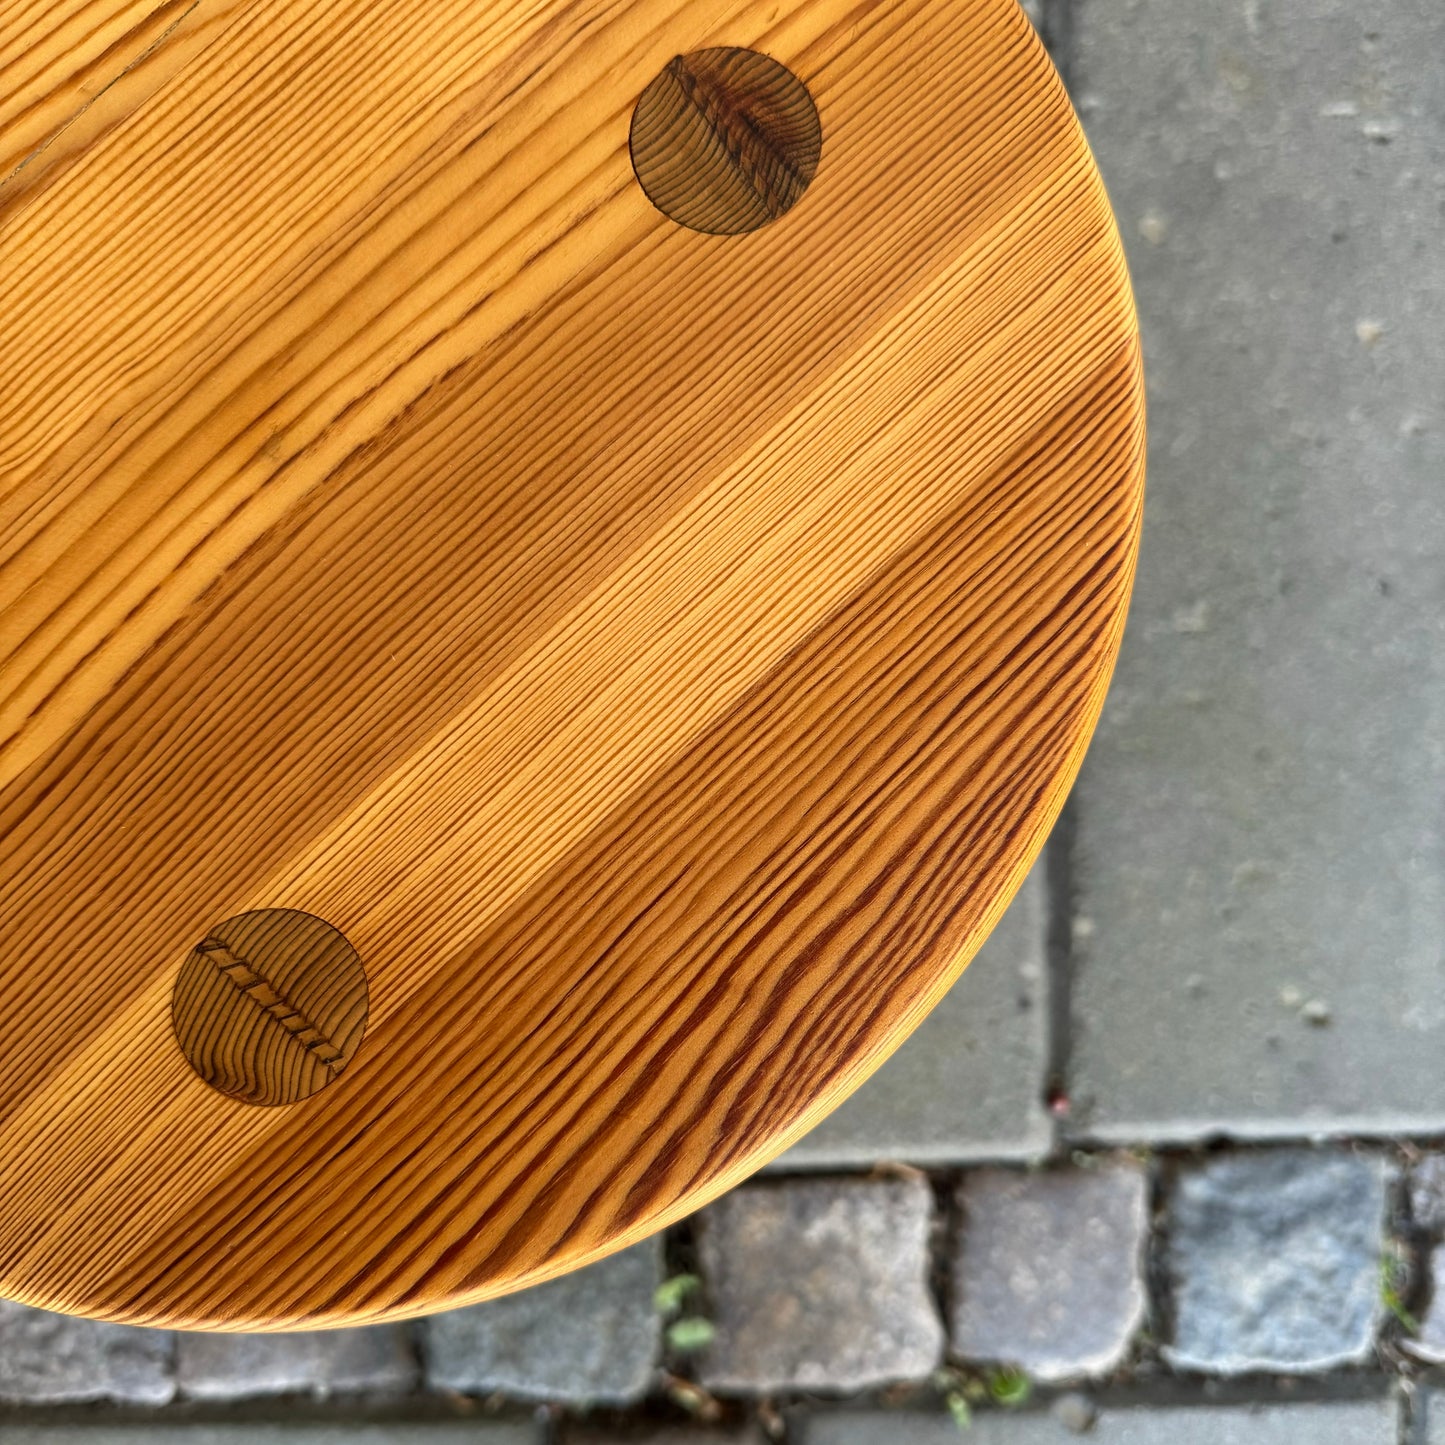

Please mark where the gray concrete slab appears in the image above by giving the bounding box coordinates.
[776,857,1050,1168]
[1065,0,1445,1141]
[802,1399,1397,1444]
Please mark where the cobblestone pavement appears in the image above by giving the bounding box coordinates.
[3,1,1441,1441]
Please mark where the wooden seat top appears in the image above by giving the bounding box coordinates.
[0,0,1143,1327]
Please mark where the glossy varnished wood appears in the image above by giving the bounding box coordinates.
[0,0,1144,1327]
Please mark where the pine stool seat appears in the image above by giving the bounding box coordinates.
[0,0,1143,1328]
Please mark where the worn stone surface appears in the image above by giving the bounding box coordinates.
[801,1400,1397,1444]
[1423,1389,1445,1445]
[0,1427,538,1445]
[1164,1150,1388,1372]
[950,1163,1148,1381]
[1403,1243,1445,1365]
[697,1177,943,1392]
[1411,1155,1445,1235]
[177,1325,417,1399]
[0,1301,173,1405]
[1066,0,1445,1141]
[778,859,1050,1168]
[422,1239,660,1404]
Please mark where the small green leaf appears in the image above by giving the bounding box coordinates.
[1381,1255,1420,1334]
[654,1274,702,1314]
[987,1366,1031,1408]
[667,1316,717,1352]
[946,1391,973,1432]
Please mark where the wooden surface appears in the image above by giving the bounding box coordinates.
[0,0,1144,1328]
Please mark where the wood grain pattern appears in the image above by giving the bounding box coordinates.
[0,0,1144,1327]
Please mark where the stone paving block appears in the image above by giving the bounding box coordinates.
[950,1163,1148,1381]
[1065,0,1445,1141]
[0,1300,173,1405]
[1410,1155,1445,1236]
[697,1176,943,1392]
[1422,1389,1445,1445]
[0,1426,538,1445]
[1164,1150,1388,1373]
[801,1399,1397,1444]
[422,1238,660,1404]
[776,857,1050,1168]
[177,1324,417,1399]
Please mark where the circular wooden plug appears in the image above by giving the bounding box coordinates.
[629,48,823,234]
[171,910,368,1106]
[0,0,1144,1329]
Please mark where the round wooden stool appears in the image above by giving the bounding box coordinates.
[0,0,1143,1328]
